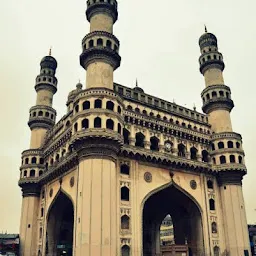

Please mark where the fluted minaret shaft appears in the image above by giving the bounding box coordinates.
[80,0,121,90]
[28,55,58,148]
[199,32,234,133]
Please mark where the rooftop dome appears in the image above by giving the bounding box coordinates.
[199,27,218,49]
[40,55,57,70]
[133,79,144,93]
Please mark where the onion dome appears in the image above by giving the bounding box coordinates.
[199,25,218,50]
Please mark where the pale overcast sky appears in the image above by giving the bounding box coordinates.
[0,0,255,232]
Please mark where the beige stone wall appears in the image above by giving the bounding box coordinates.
[19,196,40,256]
[86,62,114,90]
[90,13,113,33]
[36,90,54,106]
[30,128,47,149]
[204,68,224,86]
[208,109,233,133]
[219,184,251,255]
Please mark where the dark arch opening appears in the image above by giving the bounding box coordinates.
[239,156,243,164]
[123,128,130,145]
[212,222,217,233]
[190,147,198,160]
[230,155,236,163]
[121,187,129,201]
[82,119,89,129]
[106,119,114,130]
[121,164,130,175]
[121,245,130,256]
[178,143,186,157]
[94,117,101,128]
[31,157,37,164]
[218,142,224,149]
[150,136,159,151]
[121,215,130,230]
[95,99,102,108]
[227,141,234,148]
[83,101,90,110]
[202,150,209,162]
[207,180,213,189]
[143,184,204,255]
[135,132,145,148]
[209,199,215,211]
[220,155,226,164]
[30,169,35,177]
[106,100,114,111]
[46,192,74,256]
[118,123,122,134]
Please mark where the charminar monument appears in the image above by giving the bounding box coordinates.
[18,1,251,255]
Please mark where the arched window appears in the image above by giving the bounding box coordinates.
[106,40,112,48]
[230,155,235,163]
[227,141,233,148]
[97,38,103,46]
[212,91,217,98]
[38,111,43,116]
[31,157,37,164]
[142,110,147,115]
[41,208,44,217]
[117,106,121,114]
[149,112,154,117]
[106,101,114,111]
[209,199,215,210]
[190,147,198,160]
[121,164,130,175]
[121,245,130,256]
[74,123,78,132]
[220,155,226,164]
[83,101,90,110]
[135,132,145,148]
[56,154,60,162]
[219,91,224,97]
[24,170,27,177]
[118,123,122,134]
[94,117,101,128]
[150,136,159,151]
[66,120,70,127]
[121,187,129,201]
[45,112,49,117]
[106,119,114,130]
[25,158,29,164]
[212,157,216,164]
[39,170,43,176]
[82,119,89,129]
[75,105,79,113]
[213,246,220,256]
[207,180,213,189]
[123,128,130,145]
[156,114,161,119]
[45,162,48,170]
[218,142,224,149]
[135,107,140,113]
[94,99,102,108]
[50,158,54,165]
[39,228,43,240]
[127,105,133,111]
[178,143,186,157]
[30,169,36,177]
[211,143,215,151]
[212,222,217,233]
[206,94,210,100]
[121,215,130,229]
[89,39,94,47]
[239,156,243,164]
[39,158,44,164]
[236,142,241,148]
[202,150,209,162]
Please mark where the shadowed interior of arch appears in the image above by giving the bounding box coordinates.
[142,185,204,256]
[46,192,74,256]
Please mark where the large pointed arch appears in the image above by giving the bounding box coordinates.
[46,188,74,256]
[141,180,205,256]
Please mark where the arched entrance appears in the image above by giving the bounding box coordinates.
[46,191,74,256]
[142,184,204,256]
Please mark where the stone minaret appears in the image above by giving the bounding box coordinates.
[72,0,123,255]
[199,28,251,255]
[19,53,58,256]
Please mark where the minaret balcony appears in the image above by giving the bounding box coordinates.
[35,75,58,94]
[86,0,118,23]
[202,97,234,114]
[28,105,56,129]
[199,52,225,74]
[80,31,121,70]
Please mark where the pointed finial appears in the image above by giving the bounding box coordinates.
[49,47,52,56]
[193,103,196,111]
[204,24,208,33]
[136,78,138,87]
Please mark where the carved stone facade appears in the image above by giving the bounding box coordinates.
[18,2,250,256]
